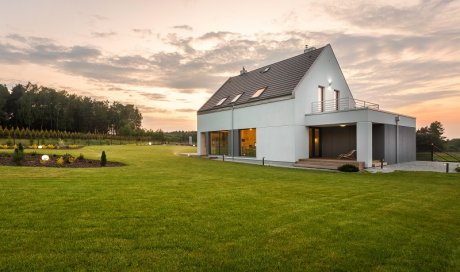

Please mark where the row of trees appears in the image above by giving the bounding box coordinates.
[0,126,197,145]
[0,83,142,135]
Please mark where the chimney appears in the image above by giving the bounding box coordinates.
[304,45,316,53]
[240,66,247,75]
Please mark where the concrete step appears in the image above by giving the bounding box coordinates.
[295,159,364,170]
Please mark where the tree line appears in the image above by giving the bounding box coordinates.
[0,83,142,135]
[0,126,197,145]
[416,121,459,152]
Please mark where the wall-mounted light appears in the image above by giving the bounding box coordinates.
[340,124,346,127]
[327,80,332,91]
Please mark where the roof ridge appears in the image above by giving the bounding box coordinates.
[242,45,327,75]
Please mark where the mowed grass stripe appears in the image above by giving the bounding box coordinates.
[0,145,459,271]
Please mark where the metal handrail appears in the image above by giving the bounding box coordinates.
[311,97,379,113]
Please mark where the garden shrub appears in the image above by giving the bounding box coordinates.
[62,153,75,164]
[18,143,24,153]
[57,157,64,166]
[68,144,79,149]
[77,153,84,160]
[100,151,107,166]
[0,145,8,149]
[28,144,38,149]
[58,139,65,148]
[338,164,360,172]
[47,144,55,149]
[12,147,25,165]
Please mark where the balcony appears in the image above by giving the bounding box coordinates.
[311,97,379,114]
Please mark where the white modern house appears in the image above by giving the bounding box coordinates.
[197,44,416,168]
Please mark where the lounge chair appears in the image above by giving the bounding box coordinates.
[337,149,356,160]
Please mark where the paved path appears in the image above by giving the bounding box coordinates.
[367,161,459,173]
[179,154,458,173]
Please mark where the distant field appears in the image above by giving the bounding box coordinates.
[417,151,460,162]
[0,145,459,271]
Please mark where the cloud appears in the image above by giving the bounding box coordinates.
[91,31,117,38]
[173,25,193,31]
[138,105,170,114]
[6,34,27,42]
[176,108,196,113]
[132,28,153,36]
[138,92,168,101]
[91,14,108,21]
[65,46,101,59]
[198,31,236,40]
[326,0,458,33]
[1,23,459,118]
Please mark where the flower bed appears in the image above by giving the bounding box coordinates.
[0,153,123,168]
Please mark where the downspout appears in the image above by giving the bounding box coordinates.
[231,104,234,160]
[395,115,400,164]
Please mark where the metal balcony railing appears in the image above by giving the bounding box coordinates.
[311,97,379,113]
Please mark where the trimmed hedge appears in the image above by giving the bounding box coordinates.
[338,164,359,172]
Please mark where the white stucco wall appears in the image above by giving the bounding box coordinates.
[293,45,353,124]
[197,98,298,162]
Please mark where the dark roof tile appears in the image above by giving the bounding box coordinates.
[198,46,325,113]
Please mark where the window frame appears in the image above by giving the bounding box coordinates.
[216,97,228,106]
[251,87,266,98]
[231,93,243,103]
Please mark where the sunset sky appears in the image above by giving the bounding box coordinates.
[1,0,459,138]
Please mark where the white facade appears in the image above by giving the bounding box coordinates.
[197,45,416,167]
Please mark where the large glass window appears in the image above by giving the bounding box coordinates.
[334,90,340,111]
[318,86,325,112]
[210,131,229,155]
[240,128,256,157]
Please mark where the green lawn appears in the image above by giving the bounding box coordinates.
[0,145,459,271]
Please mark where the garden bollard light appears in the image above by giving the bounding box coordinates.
[262,157,265,166]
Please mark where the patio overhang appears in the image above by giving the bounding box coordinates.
[305,108,416,168]
[305,108,416,127]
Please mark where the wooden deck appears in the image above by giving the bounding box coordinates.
[294,158,365,170]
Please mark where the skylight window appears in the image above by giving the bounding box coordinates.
[231,93,243,103]
[262,67,270,73]
[216,97,227,106]
[251,87,266,98]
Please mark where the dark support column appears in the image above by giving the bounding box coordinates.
[228,130,233,156]
[232,129,240,157]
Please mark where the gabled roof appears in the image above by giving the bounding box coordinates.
[198,45,326,113]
